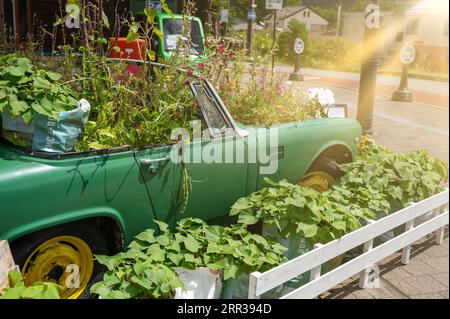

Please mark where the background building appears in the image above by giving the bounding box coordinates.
[263,6,329,36]
[342,0,449,71]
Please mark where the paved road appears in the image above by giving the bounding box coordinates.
[276,65,449,109]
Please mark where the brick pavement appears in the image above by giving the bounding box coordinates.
[320,229,449,299]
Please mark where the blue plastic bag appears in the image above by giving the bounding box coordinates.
[32,99,91,153]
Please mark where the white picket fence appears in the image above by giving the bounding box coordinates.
[248,189,449,299]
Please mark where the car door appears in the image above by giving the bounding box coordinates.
[134,80,250,226]
[183,81,250,224]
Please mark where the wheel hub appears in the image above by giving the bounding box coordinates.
[21,236,94,299]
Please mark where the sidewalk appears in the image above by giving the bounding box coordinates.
[320,228,449,299]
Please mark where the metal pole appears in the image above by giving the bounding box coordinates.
[223,0,231,37]
[246,0,255,56]
[356,4,381,135]
[336,1,342,38]
[271,10,277,77]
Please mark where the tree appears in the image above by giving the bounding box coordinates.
[312,6,338,31]
[277,19,310,63]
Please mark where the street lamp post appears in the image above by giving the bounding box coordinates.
[289,38,304,81]
[392,43,415,102]
[356,3,381,135]
[391,64,413,102]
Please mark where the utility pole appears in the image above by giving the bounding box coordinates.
[336,1,342,38]
[246,0,256,56]
[224,0,230,37]
[271,10,277,76]
[356,2,381,134]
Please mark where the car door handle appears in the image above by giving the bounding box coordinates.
[140,157,170,165]
[139,157,170,174]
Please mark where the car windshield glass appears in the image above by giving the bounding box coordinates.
[163,18,204,55]
[191,82,228,135]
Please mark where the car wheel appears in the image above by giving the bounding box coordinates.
[11,220,109,299]
[300,159,342,192]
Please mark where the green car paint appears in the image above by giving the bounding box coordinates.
[0,81,361,248]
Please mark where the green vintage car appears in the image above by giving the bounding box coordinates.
[0,76,361,298]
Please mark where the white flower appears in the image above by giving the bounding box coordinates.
[307,87,335,106]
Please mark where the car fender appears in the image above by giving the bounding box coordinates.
[2,206,126,243]
[303,139,355,175]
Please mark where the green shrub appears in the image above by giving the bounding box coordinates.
[277,19,311,64]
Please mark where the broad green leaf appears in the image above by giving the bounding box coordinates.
[146,244,165,262]
[135,229,156,243]
[237,213,258,225]
[296,222,318,238]
[224,264,238,280]
[154,220,169,233]
[184,234,200,253]
[0,286,26,299]
[45,72,61,82]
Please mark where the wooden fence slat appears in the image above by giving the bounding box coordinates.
[401,219,415,264]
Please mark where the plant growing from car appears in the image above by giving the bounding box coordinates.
[0,55,78,124]
[90,218,287,299]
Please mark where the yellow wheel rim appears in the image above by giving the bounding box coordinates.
[21,235,94,299]
[300,171,335,192]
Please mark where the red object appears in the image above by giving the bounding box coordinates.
[109,37,147,61]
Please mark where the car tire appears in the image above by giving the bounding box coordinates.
[10,220,109,299]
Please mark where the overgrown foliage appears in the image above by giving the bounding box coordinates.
[0,55,77,124]
[91,218,287,299]
[230,138,448,245]
[231,178,374,245]
[335,136,449,215]
[200,38,326,126]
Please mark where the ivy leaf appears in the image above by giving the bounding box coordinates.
[154,220,169,233]
[237,213,258,225]
[45,72,61,82]
[33,77,51,89]
[184,234,200,253]
[146,244,165,262]
[134,229,156,244]
[296,222,318,238]
[224,264,239,280]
